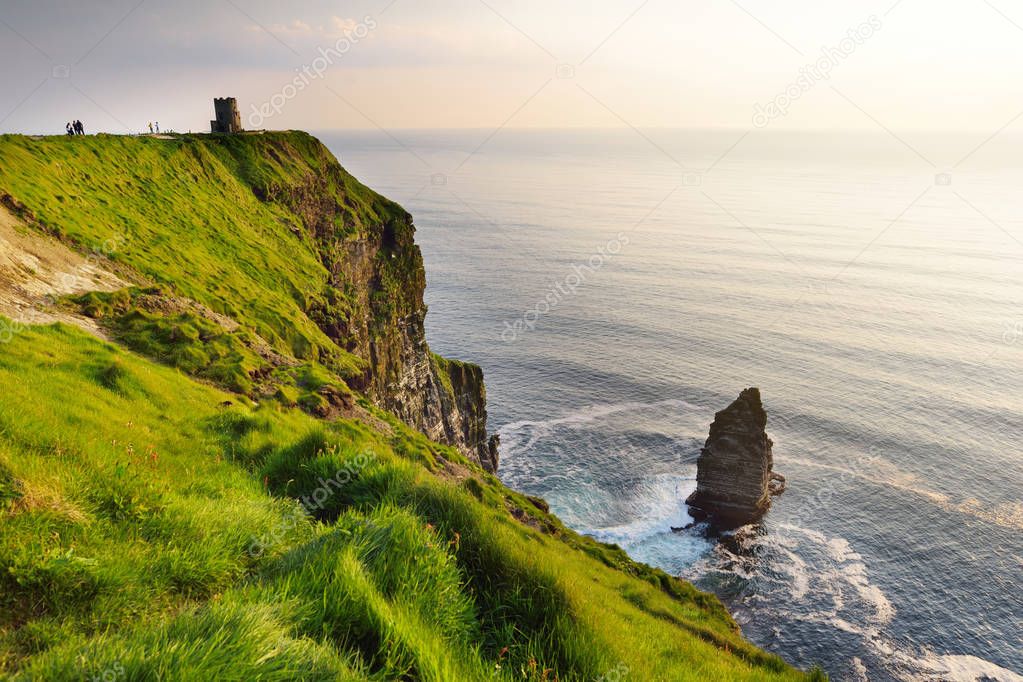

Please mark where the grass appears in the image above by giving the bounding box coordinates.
[72,286,270,394]
[68,286,358,411]
[0,321,817,680]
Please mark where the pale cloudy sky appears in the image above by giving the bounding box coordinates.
[1,0,1022,135]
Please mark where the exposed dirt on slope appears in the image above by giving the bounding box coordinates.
[0,205,127,338]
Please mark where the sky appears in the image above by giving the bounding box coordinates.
[1,0,1023,135]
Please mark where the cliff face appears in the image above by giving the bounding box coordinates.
[686,388,781,529]
[430,353,500,472]
[239,139,498,470]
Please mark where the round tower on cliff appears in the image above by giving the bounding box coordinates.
[211,97,243,134]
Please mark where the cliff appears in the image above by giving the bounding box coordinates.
[0,131,495,470]
[0,132,815,680]
[232,134,497,469]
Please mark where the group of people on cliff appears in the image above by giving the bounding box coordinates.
[65,120,85,136]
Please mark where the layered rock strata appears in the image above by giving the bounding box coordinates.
[685,388,782,529]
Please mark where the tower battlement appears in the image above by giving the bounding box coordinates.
[211,97,243,134]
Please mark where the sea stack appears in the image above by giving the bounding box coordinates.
[685,388,784,530]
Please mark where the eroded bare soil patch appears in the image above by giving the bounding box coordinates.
[0,206,127,337]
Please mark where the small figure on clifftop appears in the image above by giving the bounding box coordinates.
[65,122,73,136]
[74,120,84,135]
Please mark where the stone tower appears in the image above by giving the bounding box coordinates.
[211,97,243,134]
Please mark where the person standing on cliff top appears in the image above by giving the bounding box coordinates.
[74,120,84,135]
[65,122,73,136]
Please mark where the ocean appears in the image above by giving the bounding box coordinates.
[319,129,1023,682]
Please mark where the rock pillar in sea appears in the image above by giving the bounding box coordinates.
[685,387,784,529]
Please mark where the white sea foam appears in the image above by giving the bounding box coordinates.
[915,654,1023,682]
[498,398,699,456]
[880,645,1023,682]
[581,473,710,573]
[851,656,869,682]
[695,522,1021,681]
[768,525,895,629]
[582,473,696,541]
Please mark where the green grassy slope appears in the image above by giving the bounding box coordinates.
[0,133,822,681]
[0,132,386,373]
[0,322,811,681]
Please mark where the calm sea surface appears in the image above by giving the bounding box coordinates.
[320,129,1023,682]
